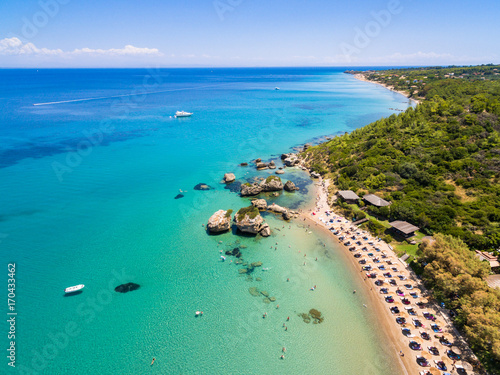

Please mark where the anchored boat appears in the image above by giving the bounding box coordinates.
[175,111,193,118]
[65,284,85,294]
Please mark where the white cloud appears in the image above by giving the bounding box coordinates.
[0,37,162,57]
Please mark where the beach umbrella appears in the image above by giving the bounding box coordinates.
[419,297,429,304]
[428,367,441,375]
[440,333,454,343]
[450,346,462,355]
[458,361,473,371]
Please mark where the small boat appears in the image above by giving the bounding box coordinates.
[175,111,193,118]
[195,311,203,316]
[275,87,280,90]
[65,284,84,294]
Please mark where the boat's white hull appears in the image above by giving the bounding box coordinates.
[65,284,85,293]
[175,111,193,118]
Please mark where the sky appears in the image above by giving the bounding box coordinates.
[0,0,498,68]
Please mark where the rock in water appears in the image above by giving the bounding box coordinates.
[194,183,213,190]
[261,176,283,192]
[240,162,248,167]
[251,199,267,210]
[259,223,271,237]
[115,283,140,293]
[240,183,263,196]
[234,206,264,234]
[223,173,236,183]
[207,210,232,233]
[174,193,184,199]
[284,180,299,192]
[275,170,285,175]
[267,203,287,214]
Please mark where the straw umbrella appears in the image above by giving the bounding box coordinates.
[428,367,441,375]
[450,346,462,355]
[458,360,473,371]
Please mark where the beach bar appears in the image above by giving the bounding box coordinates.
[337,190,360,204]
[389,220,419,238]
[363,194,391,207]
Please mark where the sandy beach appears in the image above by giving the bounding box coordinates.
[354,73,421,105]
[300,177,477,375]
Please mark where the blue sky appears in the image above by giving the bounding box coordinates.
[0,0,498,67]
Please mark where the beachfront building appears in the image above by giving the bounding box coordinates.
[363,194,391,207]
[389,220,419,238]
[475,250,500,271]
[337,190,360,204]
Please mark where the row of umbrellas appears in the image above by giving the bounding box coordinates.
[342,226,475,374]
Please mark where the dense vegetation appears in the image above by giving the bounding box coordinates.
[304,65,500,252]
[347,64,500,100]
[304,65,500,371]
[236,206,259,220]
[419,234,500,372]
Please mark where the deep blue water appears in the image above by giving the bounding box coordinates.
[0,68,411,374]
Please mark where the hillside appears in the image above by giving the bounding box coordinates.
[304,65,500,252]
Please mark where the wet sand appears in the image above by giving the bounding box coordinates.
[354,73,421,105]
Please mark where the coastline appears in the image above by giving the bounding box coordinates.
[299,176,472,375]
[353,73,421,105]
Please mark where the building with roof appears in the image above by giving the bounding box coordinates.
[337,190,360,203]
[389,220,419,238]
[363,194,391,207]
[475,251,500,269]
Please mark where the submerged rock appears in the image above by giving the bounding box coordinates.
[174,193,184,199]
[114,283,140,293]
[249,287,260,296]
[240,162,248,167]
[269,296,276,302]
[194,183,213,191]
[299,309,324,324]
[239,268,248,274]
[251,261,263,267]
[207,209,232,233]
[224,181,242,193]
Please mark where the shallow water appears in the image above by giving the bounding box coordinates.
[0,68,409,374]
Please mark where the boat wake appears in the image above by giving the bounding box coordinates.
[33,83,234,107]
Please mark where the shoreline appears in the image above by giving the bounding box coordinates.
[353,73,421,105]
[298,176,474,375]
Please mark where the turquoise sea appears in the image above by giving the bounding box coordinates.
[0,68,412,374]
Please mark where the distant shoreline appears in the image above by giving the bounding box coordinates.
[353,73,421,105]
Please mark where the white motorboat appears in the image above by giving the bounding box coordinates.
[175,111,193,118]
[65,284,84,294]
